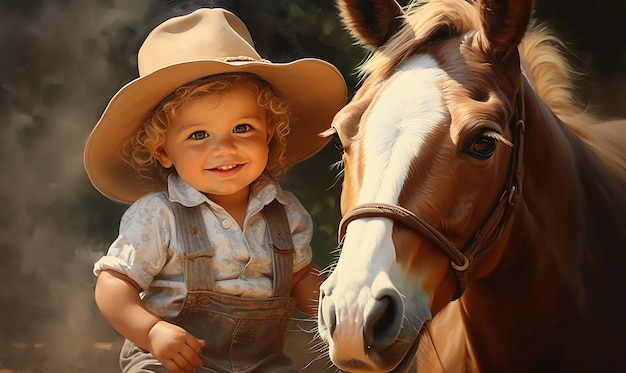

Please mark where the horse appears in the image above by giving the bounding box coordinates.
[316,0,626,372]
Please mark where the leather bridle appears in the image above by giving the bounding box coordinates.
[337,84,526,300]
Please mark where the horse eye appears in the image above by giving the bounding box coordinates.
[465,132,497,159]
[332,131,344,153]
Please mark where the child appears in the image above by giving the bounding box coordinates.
[84,8,346,373]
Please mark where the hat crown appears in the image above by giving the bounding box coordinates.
[138,8,260,76]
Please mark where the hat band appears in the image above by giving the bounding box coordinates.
[219,56,271,63]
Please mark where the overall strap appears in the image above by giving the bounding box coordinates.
[261,199,295,297]
[170,202,216,292]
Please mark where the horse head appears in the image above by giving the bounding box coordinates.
[318,0,533,371]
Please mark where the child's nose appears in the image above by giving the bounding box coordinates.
[210,135,237,155]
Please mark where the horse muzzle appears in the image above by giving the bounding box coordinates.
[318,268,428,372]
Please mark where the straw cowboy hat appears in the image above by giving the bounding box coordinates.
[84,7,347,204]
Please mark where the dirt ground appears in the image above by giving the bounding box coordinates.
[0,320,334,373]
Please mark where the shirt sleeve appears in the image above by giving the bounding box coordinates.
[93,193,174,291]
[281,191,314,273]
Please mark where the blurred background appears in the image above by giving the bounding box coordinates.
[0,0,624,371]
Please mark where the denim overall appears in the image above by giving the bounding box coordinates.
[120,200,298,373]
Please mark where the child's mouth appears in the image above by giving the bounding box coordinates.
[216,164,238,171]
[210,163,242,173]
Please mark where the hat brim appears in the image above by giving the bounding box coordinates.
[84,58,347,204]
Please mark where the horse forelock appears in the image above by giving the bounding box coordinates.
[360,0,478,81]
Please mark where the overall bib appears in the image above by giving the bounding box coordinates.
[120,200,298,373]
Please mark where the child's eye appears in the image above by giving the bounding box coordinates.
[189,131,208,140]
[233,124,252,133]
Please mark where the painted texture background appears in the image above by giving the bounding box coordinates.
[1,0,624,371]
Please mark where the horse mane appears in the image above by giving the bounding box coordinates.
[519,25,626,182]
[517,26,595,124]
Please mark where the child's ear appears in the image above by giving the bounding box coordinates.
[266,124,276,144]
[153,146,173,168]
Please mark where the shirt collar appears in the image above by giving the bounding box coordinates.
[166,173,288,211]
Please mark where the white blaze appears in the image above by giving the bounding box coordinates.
[332,53,447,298]
[324,54,448,365]
[358,55,446,205]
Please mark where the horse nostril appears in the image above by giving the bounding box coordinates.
[319,290,337,337]
[363,295,402,351]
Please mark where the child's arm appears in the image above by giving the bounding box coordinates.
[95,269,205,373]
[290,263,327,316]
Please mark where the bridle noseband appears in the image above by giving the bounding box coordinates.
[338,84,526,301]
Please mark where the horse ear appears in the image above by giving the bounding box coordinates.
[337,0,405,49]
[478,0,533,62]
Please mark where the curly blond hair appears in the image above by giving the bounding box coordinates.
[123,73,291,185]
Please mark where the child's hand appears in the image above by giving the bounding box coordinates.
[147,320,206,373]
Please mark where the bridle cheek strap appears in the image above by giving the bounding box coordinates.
[337,84,526,301]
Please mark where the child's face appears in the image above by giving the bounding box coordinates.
[154,84,274,202]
